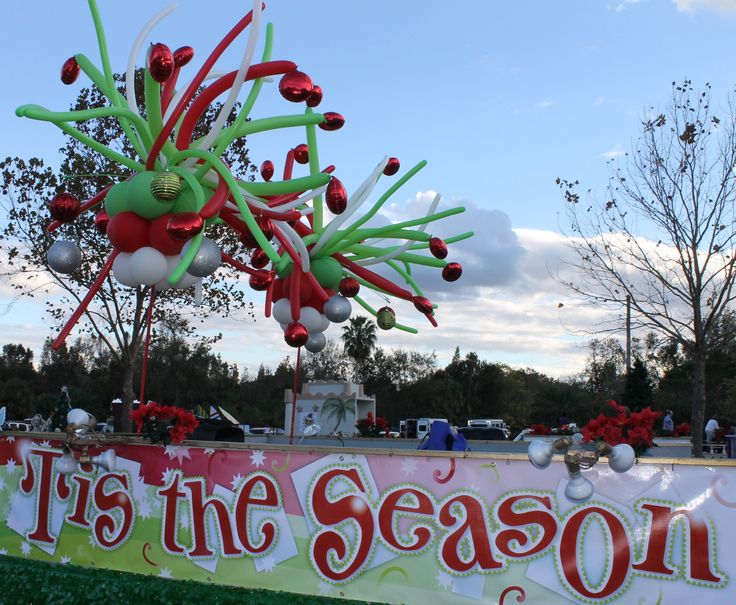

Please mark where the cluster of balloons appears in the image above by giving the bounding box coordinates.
[22,0,471,353]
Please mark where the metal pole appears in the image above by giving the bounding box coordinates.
[288,347,302,446]
[626,295,631,376]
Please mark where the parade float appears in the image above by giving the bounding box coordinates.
[1,2,735,604]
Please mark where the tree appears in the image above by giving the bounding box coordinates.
[341,315,377,382]
[0,74,254,430]
[321,397,352,434]
[301,338,351,382]
[559,80,736,456]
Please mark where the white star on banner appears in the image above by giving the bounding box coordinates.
[400,457,418,476]
[20,541,31,557]
[5,458,17,473]
[138,499,153,520]
[203,448,216,456]
[257,555,276,573]
[0,477,5,491]
[250,450,266,468]
[159,567,172,579]
[60,555,71,565]
[164,446,191,465]
[436,571,453,589]
[0,548,6,555]
[88,534,96,547]
[161,468,175,485]
[40,440,51,448]
[5,436,15,444]
[230,473,244,490]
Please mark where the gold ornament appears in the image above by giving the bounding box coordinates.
[150,172,181,201]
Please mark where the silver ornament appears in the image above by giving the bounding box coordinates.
[183,237,221,277]
[323,294,352,323]
[305,331,327,353]
[47,240,82,274]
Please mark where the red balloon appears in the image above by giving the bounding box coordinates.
[49,192,81,223]
[279,70,313,102]
[60,57,80,85]
[147,43,175,83]
[166,212,204,241]
[240,217,274,248]
[250,247,269,269]
[249,270,274,291]
[326,177,348,214]
[283,273,313,304]
[284,321,309,347]
[173,46,194,68]
[384,157,400,176]
[271,277,286,301]
[412,296,433,314]
[94,210,109,234]
[303,293,326,313]
[106,212,150,252]
[442,262,463,282]
[339,277,360,298]
[429,237,448,259]
[293,144,309,164]
[260,160,275,181]
[149,214,186,255]
[318,112,344,131]
[306,85,323,108]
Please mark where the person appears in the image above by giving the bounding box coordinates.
[662,410,674,435]
[705,416,720,444]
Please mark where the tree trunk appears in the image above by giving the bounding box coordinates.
[690,346,707,458]
[118,356,135,433]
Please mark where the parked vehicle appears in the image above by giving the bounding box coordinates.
[400,418,448,439]
[458,427,507,441]
[467,418,509,438]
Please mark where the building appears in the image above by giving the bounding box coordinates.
[283,381,376,437]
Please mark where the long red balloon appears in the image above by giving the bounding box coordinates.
[334,253,413,302]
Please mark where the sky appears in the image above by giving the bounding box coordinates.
[2,0,736,380]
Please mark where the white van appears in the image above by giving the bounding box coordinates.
[400,418,448,439]
[467,418,509,438]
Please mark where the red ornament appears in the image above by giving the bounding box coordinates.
[412,296,433,314]
[149,214,186,255]
[384,157,400,176]
[260,160,275,181]
[249,270,274,291]
[319,112,345,131]
[293,144,309,164]
[49,192,81,223]
[60,57,80,85]
[442,262,463,282]
[279,70,313,102]
[240,217,274,248]
[429,237,448,259]
[147,43,175,83]
[173,46,194,68]
[165,212,204,241]
[106,211,150,252]
[284,321,309,347]
[339,277,360,298]
[250,247,269,269]
[326,177,348,214]
[306,85,323,108]
[94,210,110,234]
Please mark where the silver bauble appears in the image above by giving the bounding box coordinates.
[305,331,327,353]
[183,237,221,277]
[323,295,352,323]
[47,240,82,274]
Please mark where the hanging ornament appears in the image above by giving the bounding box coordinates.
[412,296,433,315]
[384,157,400,176]
[249,270,274,291]
[240,216,274,248]
[49,192,81,223]
[147,43,175,83]
[166,212,204,241]
[278,70,313,102]
[150,171,181,201]
[172,45,194,68]
[376,306,396,330]
[260,160,275,181]
[338,277,360,298]
[442,262,463,282]
[250,247,269,269]
[305,332,327,353]
[306,85,323,108]
[184,237,221,277]
[47,240,82,274]
[293,143,309,164]
[319,112,345,131]
[284,321,309,347]
[94,210,110,234]
[60,57,80,85]
[429,237,448,259]
[326,177,348,214]
[323,295,352,322]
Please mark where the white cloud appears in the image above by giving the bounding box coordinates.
[600,144,626,159]
[673,0,736,12]
[535,99,553,109]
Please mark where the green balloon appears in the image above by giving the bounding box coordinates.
[104,181,131,217]
[276,261,293,279]
[170,183,200,214]
[129,171,173,219]
[311,257,342,288]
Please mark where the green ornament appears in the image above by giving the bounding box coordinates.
[150,171,182,201]
[129,171,173,219]
[310,257,342,288]
[104,181,131,217]
[376,306,396,330]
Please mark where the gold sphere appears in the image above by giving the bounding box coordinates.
[150,172,181,201]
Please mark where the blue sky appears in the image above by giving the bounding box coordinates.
[2,0,736,379]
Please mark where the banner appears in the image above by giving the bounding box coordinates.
[0,435,734,604]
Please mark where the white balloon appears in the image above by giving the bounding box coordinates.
[318,314,331,333]
[130,247,168,286]
[272,298,292,324]
[165,255,197,289]
[305,331,327,353]
[299,306,323,333]
[324,295,352,323]
[112,253,139,288]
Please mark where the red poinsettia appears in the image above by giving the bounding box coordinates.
[530,423,552,435]
[356,411,390,437]
[131,402,199,445]
[673,422,691,437]
[582,400,660,456]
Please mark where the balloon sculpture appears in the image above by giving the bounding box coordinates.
[20,0,471,354]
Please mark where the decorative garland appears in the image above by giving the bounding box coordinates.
[131,402,199,444]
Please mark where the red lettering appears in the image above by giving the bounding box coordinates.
[22,449,64,544]
[92,473,133,549]
[438,494,502,572]
[234,473,280,555]
[184,479,242,557]
[66,476,92,528]
[495,495,557,558]
[378,487,434,552]
[633,503,722,583]
[559,506,630,599]
[309,467,374,581]
[158,475,186,554]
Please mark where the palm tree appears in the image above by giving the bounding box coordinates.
[321,397,352,434]
[341,316,377,382]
